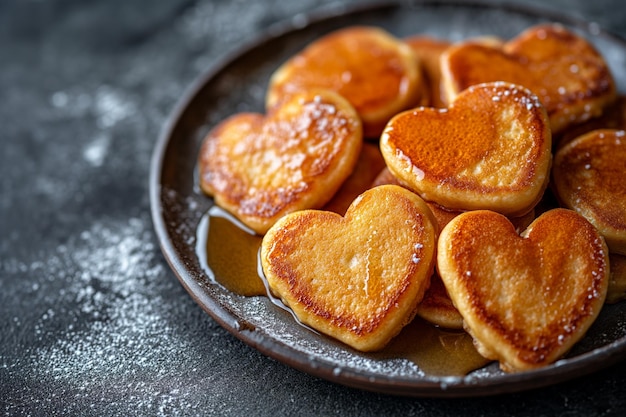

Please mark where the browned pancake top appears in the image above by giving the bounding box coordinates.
[381,82,551,216]
[267,26,421,137]
[198,89,362,234]
[439,209,608,370]
[553,129,626,253]
[442,24,616,133]
[262,185,437,351]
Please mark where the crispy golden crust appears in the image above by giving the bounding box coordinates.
[261,185,437,352]
[441,24,616,134]
[553,129,626,255]
[437,209,609,372]
[380,82,552,216]
[198,89,362,234]
[266,26,423,138]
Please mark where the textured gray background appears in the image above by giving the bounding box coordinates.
[2,0,625,415]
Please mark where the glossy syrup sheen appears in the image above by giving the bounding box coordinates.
[196,205,490,376]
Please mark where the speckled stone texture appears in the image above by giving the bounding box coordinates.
[1,0,626,415]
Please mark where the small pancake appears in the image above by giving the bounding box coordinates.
[380,82,552,216]
[266,26,423,138]
[261,185,437,352]
[607,253,626,304]
[553,129,626,255]
[441,24,616,134]
[198,89,362,234]
[323,143,386,215]
[438,209,609,372]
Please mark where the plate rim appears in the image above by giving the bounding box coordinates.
[150,0,626,397]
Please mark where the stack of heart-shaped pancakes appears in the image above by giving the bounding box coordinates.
[198,23,623,373]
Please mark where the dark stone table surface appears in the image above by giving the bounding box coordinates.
[2,0,625,415]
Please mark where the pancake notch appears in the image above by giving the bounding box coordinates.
[266,26,423,138]
[438,209,609,372]
[261,185,437,352]
[323,143,386,215]
[380,82,552,216]
[440,24,616,134]
[553,129,626,255]
[198,89,362,234]
[404,35,452,108]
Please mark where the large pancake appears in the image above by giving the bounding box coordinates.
[198,89,362,234]
[440,24,616,134]
[261,185,437,352]
[437,209,609,372]
[380,82,552,217]
[266,26,423,138]
[553,129,626,255]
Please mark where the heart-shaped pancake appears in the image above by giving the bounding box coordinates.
[380,82,552,216]
[266,26,423,138]
[198,89,362,234]
[553,129,626,255]
[441,24,616,134]
[261,185,437,352]
[437,209,609,372]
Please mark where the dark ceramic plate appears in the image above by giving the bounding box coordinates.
[150,0,626,397]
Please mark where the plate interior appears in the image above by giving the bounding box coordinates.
[151,0,626,397]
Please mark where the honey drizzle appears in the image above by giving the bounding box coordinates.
[196,206,490,376]
[197,206,266,296]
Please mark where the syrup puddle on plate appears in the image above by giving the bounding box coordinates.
[196,205,490,376]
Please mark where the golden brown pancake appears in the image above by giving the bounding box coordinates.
[607,253,626,304]
[198,89,362,234]
[266,26,423,138]
[553,129,626,255]
[441,24,616,134]
[323,143,386,215]
[380,82,552,216]
[261,185,437,352]
[437,209,609,372]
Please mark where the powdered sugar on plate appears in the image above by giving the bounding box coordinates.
[1,215,213,414]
